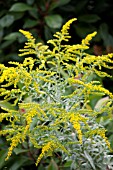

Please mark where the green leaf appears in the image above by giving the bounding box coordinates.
[109,134,113,149]
[0,15,14,28]
[0,150,8,169]
[89,94,104,109]
[0,28,3,41]
[4,32,21,41]
[55,0,71,6]
[13,12,24,20]
[47,159,58,170]
[94,96,109,110]
[0,101,17,110]
[99,24,113,46]
[28,8,39,19]
[99,23,108,42]
[14,148,29,155]
[0,40,16,49]
[84,150,96,170]
[23,19,38,28]
[38,164,46,170]
[64,160,72,167]
[49,0,71,10]
[26,0,35,5]
[45,15,63,29]
[9,156,30,170]
[9,3,33,12]
[78,14,100,23]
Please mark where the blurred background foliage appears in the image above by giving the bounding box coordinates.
[1,0,113,63]
[1,0,113,169]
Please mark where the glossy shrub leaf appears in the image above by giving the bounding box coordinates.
[28,8,39,19]
[9,3,33,12]
[49,0,71,10]
[78,14,100,23]
[23,19,38,28]
[0,40,16,49]
[4,32,21,41]
[45,15,63,29]
[13,12,24,20]
[0,15,14,28]
[26,0,35,5]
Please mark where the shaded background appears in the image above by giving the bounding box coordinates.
[0,0,113,169]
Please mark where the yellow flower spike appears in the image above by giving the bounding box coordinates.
[36,141,54,166]
[82,31,97,45]
[61,18,77,35]
[5,133,25,160]
[19,29,35,41]
[99,130,112,151]
[70,113,85,144]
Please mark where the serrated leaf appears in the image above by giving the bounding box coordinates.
[0,15,14,28]
[9,3,33,12]
[45,15,63,29]
[78,14,100,23]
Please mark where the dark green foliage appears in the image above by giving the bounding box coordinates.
[1,0,113,63]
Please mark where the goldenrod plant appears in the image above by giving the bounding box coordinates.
[0,18,113,169]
